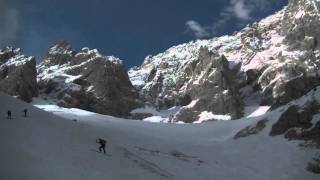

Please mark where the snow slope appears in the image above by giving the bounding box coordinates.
[0,93,318,180]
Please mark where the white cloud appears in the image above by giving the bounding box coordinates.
[211,0,252,34]
[227,0,252,20]
[185,0,285,39]
[185,20,210,39]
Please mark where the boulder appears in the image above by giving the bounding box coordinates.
[270,105,315,136]
[307,155,320,174]
[270,101,320,145]
[234,119,267,139]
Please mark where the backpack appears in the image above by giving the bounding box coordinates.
[100,139,106,145]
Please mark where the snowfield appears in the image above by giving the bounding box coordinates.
[0,93,318,180]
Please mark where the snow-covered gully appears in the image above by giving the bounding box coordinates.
[0,93,318,180]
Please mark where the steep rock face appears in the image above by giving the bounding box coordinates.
[258,62,320,106]
[270,105,315,136]
[129,0,320,123]
[270,86,320,146]
[42,40,75,66]
[38,42,141,117]
[172,47,243,122]
[0,47,38,102]
[130,45,243,123]
[258,0,320,106]
[129,9,283,122]
[282,0,320,50]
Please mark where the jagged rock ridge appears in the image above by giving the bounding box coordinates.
[37,41,142,117]
[129,0,320,123]
[0,47,38,102]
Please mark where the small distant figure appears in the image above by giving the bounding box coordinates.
[23,109,28,117]
[7,110,11,119]
[169,115,174,123]
[96,138,107,154]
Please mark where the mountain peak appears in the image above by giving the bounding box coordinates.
[0,46,37,102]
[128,0,320,123]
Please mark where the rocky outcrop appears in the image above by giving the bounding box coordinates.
[270,96,320,146]
[130,46,244,123]
[267,86,320,173]
[307,155,320,174]
[128,0,320,123]
[270,104,316,136]
[0,47,38,102]
[172,47,243,122]
[129,4,288,122]
[258,62,320,106]
[234,119,267,139]
[256,0,320,106]
[42,40,75,66]
[282,0,320,50]
[38,41,142,117]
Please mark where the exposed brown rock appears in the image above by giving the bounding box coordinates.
[0,47,38,102]
[38,42,142,117]
[234,119,267,139]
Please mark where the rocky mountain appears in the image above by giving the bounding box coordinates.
[0,0,318,126]
[0,0,319,175]
[37,41,142,117]
[0,46,38,102]
[129,0,320,123]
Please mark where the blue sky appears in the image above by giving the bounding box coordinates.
[0,0,287,68]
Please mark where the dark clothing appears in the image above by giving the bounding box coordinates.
[23,109,27,117]
[7,111,11,119]
[99,145,106,154]
[96,139,107,154]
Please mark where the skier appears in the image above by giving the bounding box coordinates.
[23,109,28,117]
[96,138,107,154]
[7,110,11,119]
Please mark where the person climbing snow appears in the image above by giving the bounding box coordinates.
[7,110,11,119]
[96,138,107,154]
[23,109,28,117]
